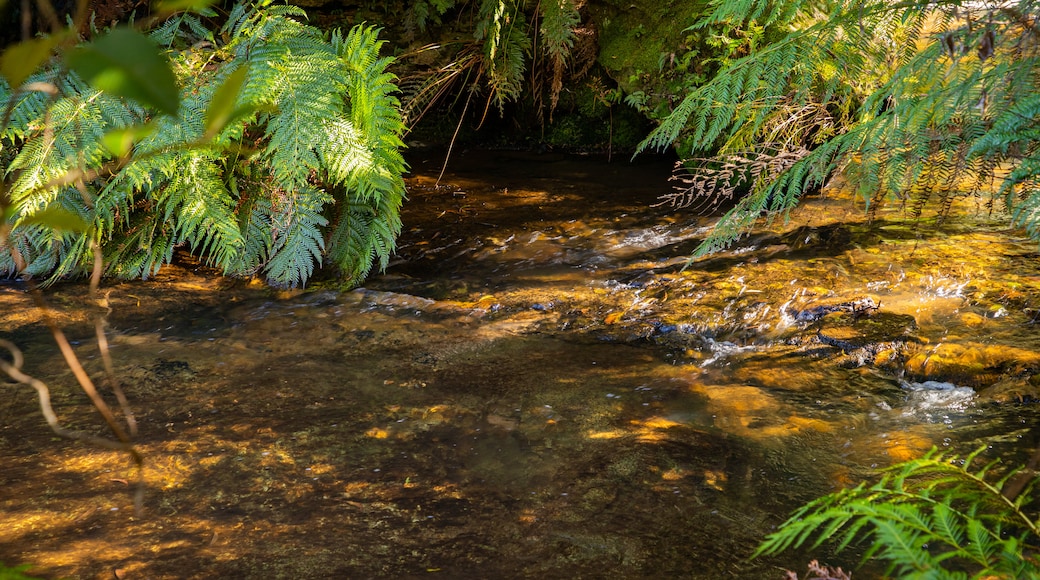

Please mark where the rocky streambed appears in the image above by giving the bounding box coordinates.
[1,149,1038,578]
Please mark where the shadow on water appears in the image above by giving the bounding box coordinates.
[1,149,1039,578]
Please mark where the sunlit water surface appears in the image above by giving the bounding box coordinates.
[1,150,1038,578]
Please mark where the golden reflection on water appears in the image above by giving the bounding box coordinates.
[2,151,1040,577]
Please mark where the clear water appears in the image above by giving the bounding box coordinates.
[1,150,1038,578]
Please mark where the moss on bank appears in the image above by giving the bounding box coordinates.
[589,0,708,96]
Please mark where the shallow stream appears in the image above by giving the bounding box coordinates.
[1,149,1039,578]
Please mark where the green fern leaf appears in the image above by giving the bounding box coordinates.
[2,2,406,287]
[263,186,329,288]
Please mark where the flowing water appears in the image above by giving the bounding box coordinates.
[1,149,1039,578]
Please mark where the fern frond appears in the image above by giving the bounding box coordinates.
[689,138,841,256]
[539,0,579,112]
[869,512,931,573]
[756,447,1040,578]
[242,24,344,189]
[971,92,1040,158]
[323,23,407,283]
[104,217,177,280]
[694,0,805,30]
[476,0,529,114]
[407,0,458,34]
[931,501,966,551]
[2,2,405,287]
[647,0,1040,256]
[636,91,700,155]
[263,186,329,288]
[228,192,275,277]
[8,77,134,203]
[333,24,406,165]
[161,153,244,270]
[150,12,212,48]
[319,117,371,186]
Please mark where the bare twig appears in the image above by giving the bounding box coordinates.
[0,339,131,452]
[89,242,138,438]
[5,241,145,514]
[437,90,473,187]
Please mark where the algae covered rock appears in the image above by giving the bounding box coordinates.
[904,343,1040,388]
[784,296,919,358]
[790,296,881,324]
[781,297,920,368]
[816,310,919,353]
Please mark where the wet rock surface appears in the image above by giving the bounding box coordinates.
[815,309,920,365]
[789,296,881,323]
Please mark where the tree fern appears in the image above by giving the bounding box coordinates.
[755,447,1040,578]
[640,0,1040,256]
[1,1,408,288]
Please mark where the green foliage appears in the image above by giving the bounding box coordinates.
[0,33,70,89]
[638,0,1040,257]
[539,0,580,112]
[0,562,40,580]
[756,447,1040,578]
[66,27,181,116]
[399,0,586,129]
[1,1,407,288]
[473,0,528,115]
[593,0,773,133]
[407,0,458,33]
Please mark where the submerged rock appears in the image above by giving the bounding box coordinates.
[816,310,919,353]
[807,306,921,372]
[348,288,436,310]
[789,296,880,323]
[904,342,1040,387]
[978,375,1040,403]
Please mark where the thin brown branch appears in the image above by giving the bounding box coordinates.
[3,241,146,513]
[8,242,133,444]
[90,241,137,437]
[0,339,136,455]
[436,90,473,187]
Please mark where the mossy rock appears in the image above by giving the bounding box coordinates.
[816,311,919,353]
[904,343,1040,387]
[588,1,709,100]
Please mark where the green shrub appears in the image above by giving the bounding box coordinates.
[0,562,39,580]
[639,0,1040,258]
[1,2,407,288]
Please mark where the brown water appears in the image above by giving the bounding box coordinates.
[1,150,1038,578]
